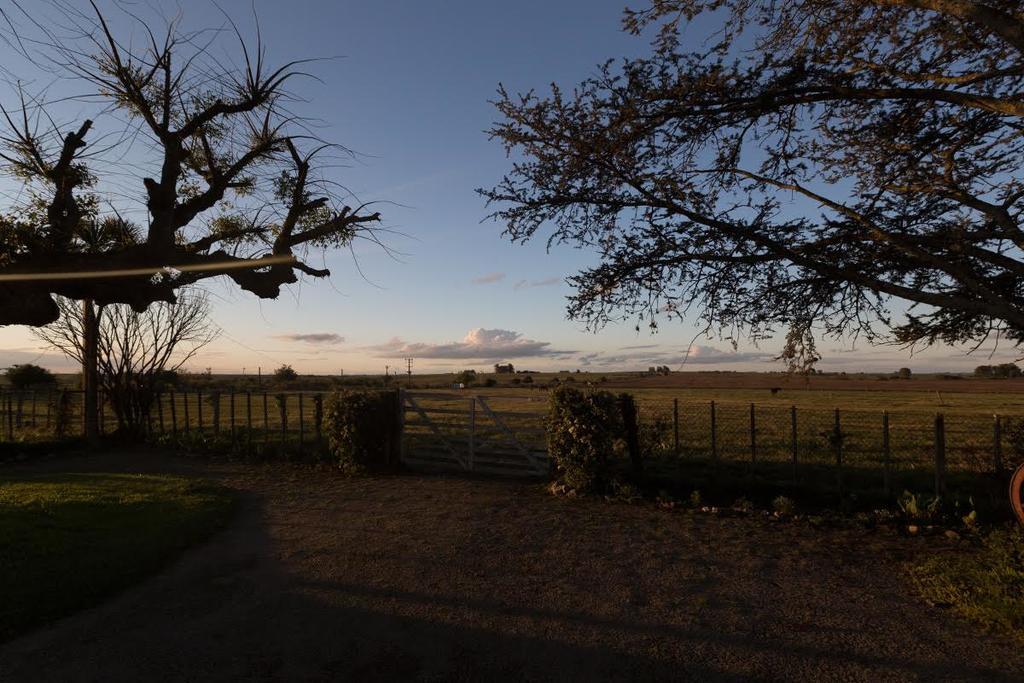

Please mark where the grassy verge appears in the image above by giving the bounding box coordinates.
[911,527,1024,640]
[0,472,235,642]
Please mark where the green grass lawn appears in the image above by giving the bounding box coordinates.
[0,472,235,642]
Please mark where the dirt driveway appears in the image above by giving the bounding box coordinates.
[2,451,1023,682]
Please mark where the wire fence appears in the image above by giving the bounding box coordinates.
[2,387,1019,499]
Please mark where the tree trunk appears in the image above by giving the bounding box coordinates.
[82,299,99,445]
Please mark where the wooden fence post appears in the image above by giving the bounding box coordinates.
[790,405,798,483]
[45,390,52,430]
[158,392,165,433]
[246,392,253,455]
[229,391,236,442]
[834,408,843,500]
[468,397,476,471]
[298,393,305,452]
[183,391,190,434]
[197,390,203,432]
[5,391,11,440]
[263,392,269,445]
[934,413,946,498]
[882,411,891,497]
[710,400,717,461]
[673,398,680,458]
[619,394,642,475]
[993,414,1003,474]
[169,391,178,438]
[749,403,757,464]
[279,394,287,446]
[30,391,36,427]
[314,395,323,444]
[212,393,220,436]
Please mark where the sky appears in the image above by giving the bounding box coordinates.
[0,0,1020,376]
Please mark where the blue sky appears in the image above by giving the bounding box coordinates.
[0,0,1019,375]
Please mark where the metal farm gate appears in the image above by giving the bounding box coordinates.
[400,391,549,477]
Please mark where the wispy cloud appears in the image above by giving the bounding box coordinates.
[578,344,773,369]
[271,333,345,345]
[365,328,575,359]
[513,276,562,291]
[472,272,506,285]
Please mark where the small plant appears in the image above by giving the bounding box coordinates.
[772,495,796,516]
[896,490,941,522]
[732,497,754,513]
[689,490,702,508]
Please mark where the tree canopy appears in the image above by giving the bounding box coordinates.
[482,0,1024,351]
[0,1,384,326]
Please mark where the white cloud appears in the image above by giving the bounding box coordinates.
[366,328,574,359]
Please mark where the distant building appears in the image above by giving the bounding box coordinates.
[494,363,515,374]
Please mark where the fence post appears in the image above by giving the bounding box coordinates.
[229,391,236,443]
[46,390,52,430]
[710,400,718,461]
[397,389,406,464]
[263,392,269,445]
[993,414,1003,474]
[169,391,178,438]
[620,394,642,475]
[790,405,798,483]
[468,397,476,471]
[197,390,203,432]
[882,411,891,497]
[749,403,757,464]
[314,395,323,444]
[158,392,166,433]
[673,398,680,458]
[7,391,14,439]
[834,408,843,500]
[183,391,190,434]
[246,392,253,455]
[298,393,305,453]
[279,394,287,446]
[212,393,220,436]
[934,413,946,498]
[30,391,37,428]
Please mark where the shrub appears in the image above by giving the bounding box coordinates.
[546,385,622,492]
[483,377,497,387]
[772,495,796,516]
[896,367,912,379]
[324,390,400,473]
[4,364,56,389]
[455,369,477,385]
[273,364,298,382]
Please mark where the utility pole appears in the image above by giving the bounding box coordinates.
[405,357,413,377]
[384,365,390,387]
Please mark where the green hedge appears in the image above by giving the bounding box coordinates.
[324,390,400,473]
[546,385,623,492]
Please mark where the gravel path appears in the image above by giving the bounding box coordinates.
[2,452,1023,682]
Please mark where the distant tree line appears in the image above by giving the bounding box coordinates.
[974,364,1022,379]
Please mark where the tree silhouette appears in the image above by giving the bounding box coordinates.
[0,2,386,440]
[483,0,1024,351]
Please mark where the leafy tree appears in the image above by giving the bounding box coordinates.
[483,0,1024,352]
[897,367,913,380]
[3,363,56,389]
[273,365,299,382]
[455,369,477,385]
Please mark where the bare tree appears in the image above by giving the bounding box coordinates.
[34,289,218,435]
[482,0,1024,354]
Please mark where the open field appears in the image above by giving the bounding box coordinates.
[2,452,1023,681]
[0,472,234,642]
